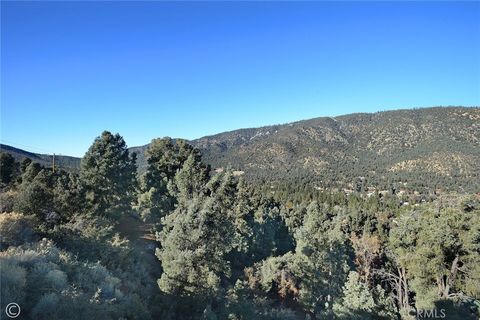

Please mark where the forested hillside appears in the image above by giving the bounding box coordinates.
[2,0,478,317]
[193,107,480,192]
[1,129,479,319]
[3,107,479,193]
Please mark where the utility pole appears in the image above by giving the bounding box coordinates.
[52,153,55,173]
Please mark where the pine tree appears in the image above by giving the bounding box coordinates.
[80,131,137,217]
[157,195,236,296]
[20,162,42,185]
[20,157,32,173]
[156,171,236,299]
[0,152,18,187]
[14,169,53,217]
[136,138,207,221]
[168,153,209,206]
[53,172,83,219]
[292,202,354,314]
[333,271,396,319]
[389,200,480,310]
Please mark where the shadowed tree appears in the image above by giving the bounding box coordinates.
[80,131,137,217]
[0,152,19,187]
[14,169,54,218]
[53,172,84,219]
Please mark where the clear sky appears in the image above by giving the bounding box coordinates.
[1,1,479,157]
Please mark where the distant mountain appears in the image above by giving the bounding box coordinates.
[191,106,480,192]
[128,144,150,173]
[0,144,81,171]
[2,107,479,192]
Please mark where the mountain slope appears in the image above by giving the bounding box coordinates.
[0,144,81,171]
[2,107,479,192]
[191,107,480,192]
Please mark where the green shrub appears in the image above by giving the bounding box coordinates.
[0,239,150,319]
[0,191,17,213]
[0,212,37,247]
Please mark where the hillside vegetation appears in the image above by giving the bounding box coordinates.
[1,128,479,319]
[2,107,479,193]
[0,144,81,172]
[193,107,480,192]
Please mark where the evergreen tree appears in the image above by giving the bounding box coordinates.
[292,202,354,315]
[156,171,236,305]
[388,196,480,312]
[80,131,137,217]
[0,152,18,187]
[136,138,207,221]
[157,195,235,295]
[333,271,396,319]
[229,177,255,268]
[53,172,83,219]
[168,153,209,206]
[20,157,33,173]
[14,169,53,218]
[21,162,44,185]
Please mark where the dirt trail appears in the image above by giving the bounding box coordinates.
[117,215,156,242]
[116,215,161,277]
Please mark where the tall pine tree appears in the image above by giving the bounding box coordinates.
[136,138,207,221]
[80,131,137,217]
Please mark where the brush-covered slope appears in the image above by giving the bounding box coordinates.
[2,107,478,191]
[192,107,480,191]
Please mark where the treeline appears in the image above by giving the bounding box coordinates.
[239,164,480,198]
[1,131,479,319]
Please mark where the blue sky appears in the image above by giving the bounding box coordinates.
[1,1,479,157]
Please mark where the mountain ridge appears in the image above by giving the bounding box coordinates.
[2,106,479,191]
[190,106,480,191]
